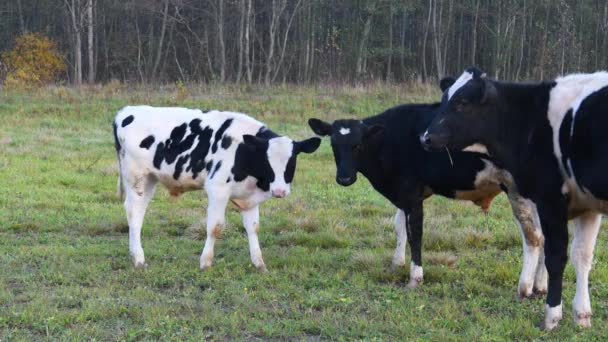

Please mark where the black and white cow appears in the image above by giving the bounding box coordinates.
[421,66,608,330]
[308,97,547,296]
[113,106,320,271]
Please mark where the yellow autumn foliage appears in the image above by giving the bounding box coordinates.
[2,32,66,89]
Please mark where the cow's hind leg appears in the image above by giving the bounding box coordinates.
[124,174,156,268]
[537,200,568,331]
[405,202,423,289]
[571,212,601,328]
[392,209,407,268]
[507,194,545,299]
[200,191,229,270]
[242,205,267,272]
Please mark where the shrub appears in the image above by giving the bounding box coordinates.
[2,32,66,89]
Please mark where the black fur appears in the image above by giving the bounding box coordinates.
[423,67,584,311]
[221,135,232,149]
[121,115,134,127]
[212,119,233,153]
[309,103,493,271]
[112,121,120,153]
[139,135,155,149]
[210,160,222,179]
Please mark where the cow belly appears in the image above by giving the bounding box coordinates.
[455,185,501,212]
[155,173,204,197]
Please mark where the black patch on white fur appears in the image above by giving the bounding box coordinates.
[112,122,120,152]
[212,119,233,153]
[221,136,232,149]
[121,115,134,127]
[140,135,155,149]
[173,154,190,180]
[210,161,222,179]
[185,119,214,179]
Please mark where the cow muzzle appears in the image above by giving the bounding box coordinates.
[271,188,288,198]
[420,132,449,152]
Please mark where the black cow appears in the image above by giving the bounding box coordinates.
[422,66,608,330]
[308,93,546,296]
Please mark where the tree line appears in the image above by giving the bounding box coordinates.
[1,0,607,85]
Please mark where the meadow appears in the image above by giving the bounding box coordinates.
[1,83,607,340]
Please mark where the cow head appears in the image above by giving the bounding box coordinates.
[421,66,499,152]
[308,118,384,186]
[241,134,321,198]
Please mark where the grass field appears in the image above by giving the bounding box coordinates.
[1,83,608,340]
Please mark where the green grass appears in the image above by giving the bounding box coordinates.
[1,84,608,340]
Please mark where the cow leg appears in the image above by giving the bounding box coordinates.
[534,248,548,295]
[507,194,545,299]
[200,191,229,270]
[124,174,156,268]
[571,212,601,328]
[405,202,424,289]
[537,200,568,331]
[242,205,267,272]
[392,209,407,268]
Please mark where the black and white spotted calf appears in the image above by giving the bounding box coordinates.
[422,67,608,330]
[113,106,320,271]
[308,98,547,295]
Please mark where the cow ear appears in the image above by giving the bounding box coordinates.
[242,134,266,150]
[481,79,498,104]
[439,77,455,92]
[295,137,321,154]
[363,124,385,141]
[308,118,333,136]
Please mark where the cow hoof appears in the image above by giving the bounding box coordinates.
[542,304,562,331]
[407,277,422,289]
[256,264,268,273]
[132,255,146,268]
[133,261,147,268]
[517,283,533,300]
[391,257,406,269]
[574,311,592,328]
[200,261,213,271]
[533,286,547,296]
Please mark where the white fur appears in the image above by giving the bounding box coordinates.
[544,303,563,331]
[339,127,351,135]
[462,143,489,155]
[448,70,474,99]
[571,212,601,327]
[408,262,423,288]
[392,209,407,267]
[115,106,297,269]
[267,136,294,197]
[548,72,608,185]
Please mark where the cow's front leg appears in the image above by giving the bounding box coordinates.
[571,212,601,328]
[405,202,424,289]
[392,209,407,268]
[200,192,229,271]
[242,205,267,272]
[124,174,156,268]
[537,199,568,331]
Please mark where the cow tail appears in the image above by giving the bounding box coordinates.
[113,121,125,200]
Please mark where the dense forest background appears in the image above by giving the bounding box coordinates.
[1,0,607,85]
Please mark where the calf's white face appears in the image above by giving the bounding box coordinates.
[267,137,295,198]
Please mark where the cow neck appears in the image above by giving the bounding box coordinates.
[489,81,555,173]
[357,115,396,189]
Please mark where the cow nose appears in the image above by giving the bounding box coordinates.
[419,133,432,146]
[272,189,287,198]
[336,176,355,186]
